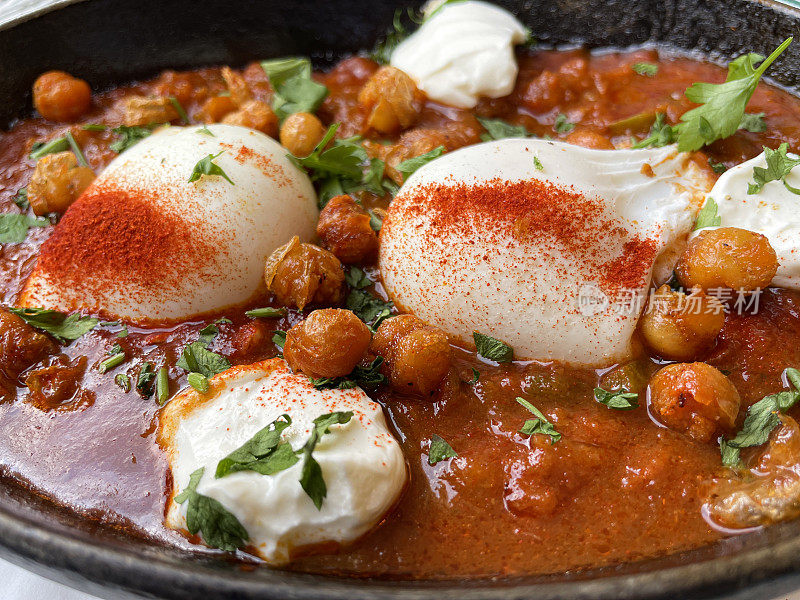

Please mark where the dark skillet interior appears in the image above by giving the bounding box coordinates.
[2,0,800,598]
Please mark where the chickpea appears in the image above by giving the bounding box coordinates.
[122,95,179,126]
[280,112,326,157]
[371,315,452,396]
[358,66,424,134]
[265,236,345,310]
[316,195,378,264]
[639,284,724,361]
[676,227,778,292]
[33,71,92,122]
[27,151,95,216]
[222,100,279,137]
[564,127,614,150]
[648,362,741,443]
[283,309,372,379]
[220,66,253,107]
[197,95,237,123]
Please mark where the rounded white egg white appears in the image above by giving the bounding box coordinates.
[699,150,800,289]
[159,359,406,564]
[19,124,318,322]
[379,138,713,366]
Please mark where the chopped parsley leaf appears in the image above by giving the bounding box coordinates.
[261,57,328,121]
[477,117,529,142]
[0,214,48,244]
[533,156,544,171]
[300,411,354,509]
[632,62,658,77]
[720,367,800,467]
[709,159,727,174]
[346,289,393,329]
[747,143,800,195]
[309,356,385,390]
[110,125,154,153]
[176,341,231,378]
[272,330,287,352]
[215,414,297,478]
[428,434,457,465]
[516,397,561,443]
[739,112,767,133]
[345,266,371,290]
[136,362,156,398]
[693,198,722,230]
[594,387,639,410]
[396,146,445,178]
[174,467,248,551]
[554,113,575,134]
[13,188,29,210]
[473,331,513,363]
[631,113,677,149]
[9,307,98,342]
[188,151,234,184]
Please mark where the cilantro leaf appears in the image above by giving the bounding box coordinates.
[676,38,792,152]
[9,307,97,342]
[428,434,457,465]
[748,143,800,195]
[174,467,248,551]
[370,7,420,64]
[215,414,298,478]
[533,156,544,171]
[473,331,513,363]
[188,151,234,184]
[631,113,677,149]
[396,146,445,178]
[300,411,353,509]
[709,160,727,174]
[261,57,328,121]
[110,125,154,153]
[176,341,231,378]
[477,117,528,142]
[720,367,800,466]
[632,62,658,77]
[13,188,29,210]
[594,387,639,410]
[346,289,393,328]
[694,198,722,230]
[0,214,48,244]
[554,114,575,134]
[515,397,561,443]
[272,330,287,351]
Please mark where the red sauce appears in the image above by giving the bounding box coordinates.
[1,47,800,578]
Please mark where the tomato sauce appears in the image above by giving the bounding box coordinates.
[2,47,800,578]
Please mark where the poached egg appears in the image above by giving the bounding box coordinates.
[379,138,713,366]
[390,0,528,109]
[19,124,318,322]
[159,359,406,564]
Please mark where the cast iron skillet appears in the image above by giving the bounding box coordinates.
[2,0,800,598]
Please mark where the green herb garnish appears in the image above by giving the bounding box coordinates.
[189,151,234,185]
[554,114,575,134]
[13,188,29,210]
[156,366,169,405]
[631,113,677,149]
[470,368,480,384]
[473,331,513,363]
[477,117,528,142]
[632,62,658,77]
[309,356,385,390]
[515,397,561,443]
[110,125,154,153]
[534,156,544,171]
[98,352,125,374]
[245,307,287,319]
[174,467,248,551]
[82,124,108,131]
[187,372,210,393]
[0,214,48,244]
[136,362,156,398]
[261,57,328,121]
[396,146,445,178]
[29,137,69,159]
[747,143,800,195]
[114,373,131,392]
[720,368,800,467]
[65,131,89,167]
[196,125,215,137]
[300,411,354,509]
[169,96,190,124]
[694,198,722,230]
[740,112,767,133]
[177,342,231,378]
[9,307,97,342]
[594,387,639,410]
[428,434,457,465]
[272,330,287,352]
[346,289,393,329]
[215,414,298,478]
[345,266,371,290]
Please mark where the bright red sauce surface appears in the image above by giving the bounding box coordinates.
[1,47,800,578]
